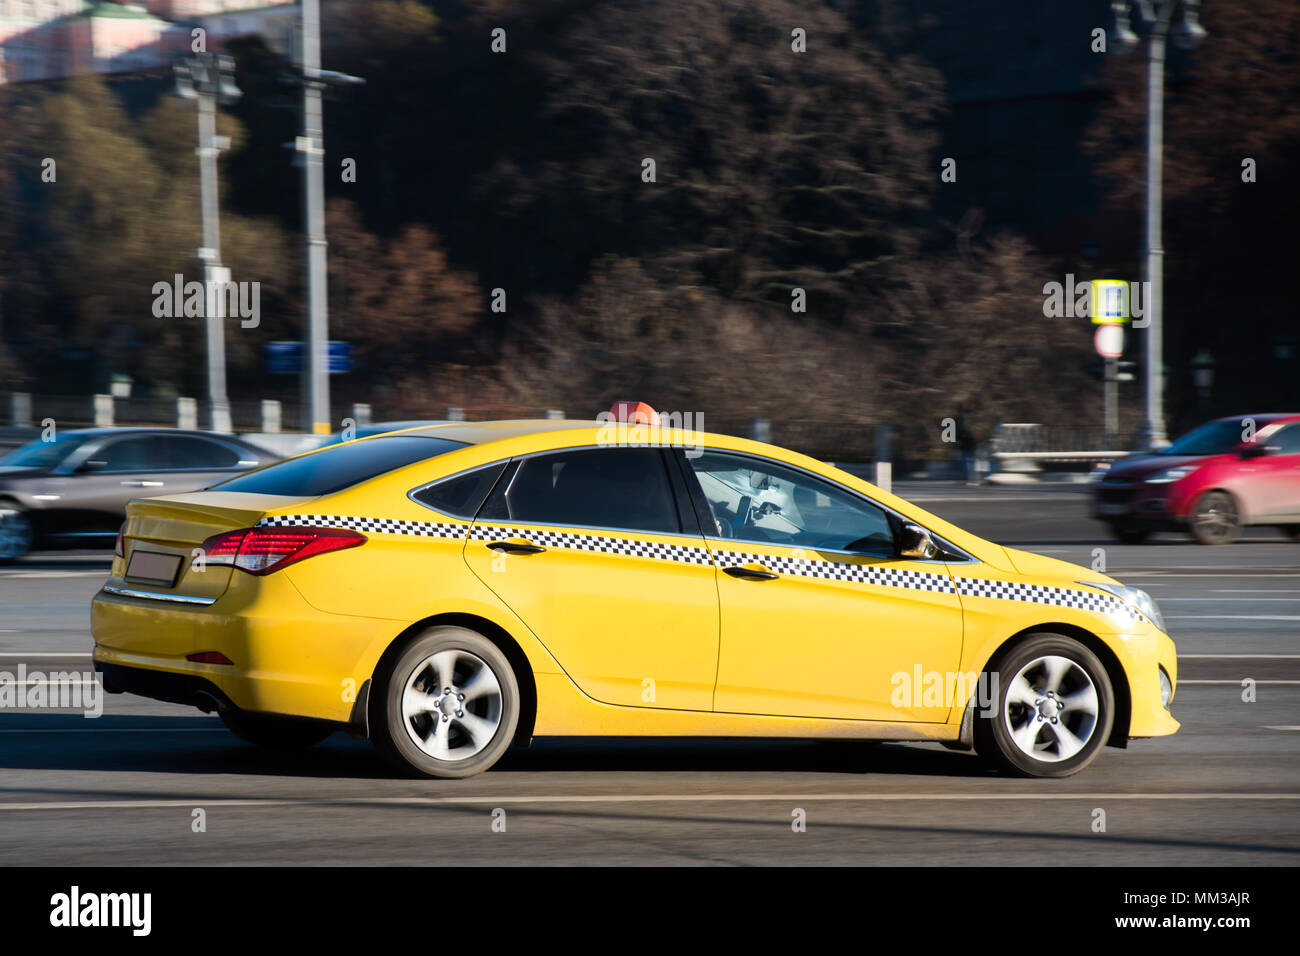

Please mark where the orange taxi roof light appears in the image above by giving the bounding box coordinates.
[608,401,660,425]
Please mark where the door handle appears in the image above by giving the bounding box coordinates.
[723,564,778,581]
[486,541,546,555]
[120,480,164,488]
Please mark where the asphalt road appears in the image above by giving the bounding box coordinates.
[1,484,1296,865]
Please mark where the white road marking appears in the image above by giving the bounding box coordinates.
[1263,726,1300,731]
[1215,589,1300,593]
[0,728,222,734]
[0,572,109,579]
[1167,615,1300,621]
[1122,572,1300,578]
[0,653,90,658]
[1180,654,1300,659]
[1161,597,1300,602]
[0,792,1297,812]
[1179,680,1300,685]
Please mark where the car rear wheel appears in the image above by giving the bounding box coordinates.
[219,709,335,749]
[372,626,519,779]
[975,634,1114,778]
[0,506,33,562]
[1108,522,1150,545]
[1190,490,1240,545]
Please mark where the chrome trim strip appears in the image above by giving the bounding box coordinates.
[99,585,216,607]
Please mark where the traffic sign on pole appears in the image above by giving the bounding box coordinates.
[1094,324,1124,359]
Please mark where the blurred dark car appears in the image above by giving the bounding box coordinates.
[1093,413,1300,544]
[0,428,271,560]
[319,420,453,446]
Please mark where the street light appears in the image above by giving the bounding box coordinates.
[174,53,241,434]
[1107,0,1207,451]
[294,0,363,436]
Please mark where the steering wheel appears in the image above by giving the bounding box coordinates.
[731,495,752,536]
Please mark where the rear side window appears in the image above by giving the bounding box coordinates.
[412,462,508,518]
[210,436,467,496]
[479,448,680,534]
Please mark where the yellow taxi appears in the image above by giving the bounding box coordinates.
[91,409,1179,778]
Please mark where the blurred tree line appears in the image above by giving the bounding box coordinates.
[1,0,1296,453]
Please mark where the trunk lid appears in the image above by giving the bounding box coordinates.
[119,492,314,602]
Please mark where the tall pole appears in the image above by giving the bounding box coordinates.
[299,0,330,435]
[1104,356,1119,445]
[196,91,231,433]
[1140,1,1174,448]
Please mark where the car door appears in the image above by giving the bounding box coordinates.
[462,446,720,711]
[67,434,254,527]
[678,449,965,723]
[1250,423,1300,520]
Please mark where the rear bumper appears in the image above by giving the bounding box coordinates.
[95,659,232,712]
[91,575,400,723]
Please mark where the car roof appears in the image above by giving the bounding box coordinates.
[49,428,270,451]
[382,419,603,444]
[1210,413,1300,426]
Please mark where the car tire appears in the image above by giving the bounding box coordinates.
[219,709,335,749]
[1108,522,1150,545]
[371,625,520,779]
[0,505,34,563]
[975,633,1115,778]
[1189,490,1240,545]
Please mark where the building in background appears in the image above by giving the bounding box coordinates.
[0,0,293,84]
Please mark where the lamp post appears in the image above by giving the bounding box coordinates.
[174,53,241,434]
[1107,0,1208,450]
[294,0,363,435]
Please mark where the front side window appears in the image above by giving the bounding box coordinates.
[1266,423,1300,455]
[479,448,680,534]
[94,436,162,472]
[687,451,894,556]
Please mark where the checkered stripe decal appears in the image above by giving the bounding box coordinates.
[254,513,1143,621]
[469,524,714,565]
[714,548,955,593]
[256,514,468,539]
[954,576,1145,623]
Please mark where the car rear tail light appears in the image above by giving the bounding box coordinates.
[198,526,365,575]
[114,522,125,558]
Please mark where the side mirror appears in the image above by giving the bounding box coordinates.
[75,459,107,474]
[1239,444,1278,459]
[899,523,940,560]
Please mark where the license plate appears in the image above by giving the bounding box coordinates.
[125,550,182,587]
[1098,503,1128,516]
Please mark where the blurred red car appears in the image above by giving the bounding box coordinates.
[1093,413,1300,544]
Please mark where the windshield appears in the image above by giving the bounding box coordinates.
[1162,419,1252,456]
[0,433,92,468]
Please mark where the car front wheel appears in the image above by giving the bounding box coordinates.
[1190,490,1240,545]
[976,634,1115,778]
[372,626,520,779]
